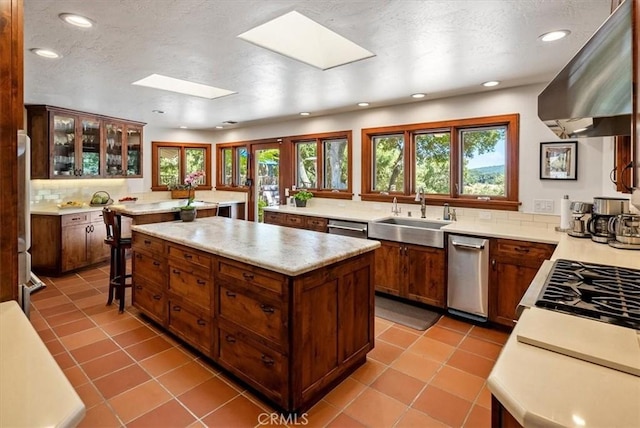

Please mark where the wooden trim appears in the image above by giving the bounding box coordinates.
[614,136,633,193]
[25,104,145,126]
[0,0,23,301]
[361,114,520,210]
[633,0,639,189]
[151,141,213,190]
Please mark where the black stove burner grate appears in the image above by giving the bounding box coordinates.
[536,259,640,330]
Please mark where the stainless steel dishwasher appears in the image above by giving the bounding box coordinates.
[327,219,368,239]
[447,235,489,322]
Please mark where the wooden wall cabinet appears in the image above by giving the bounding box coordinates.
[26,105,144,179]
[374,240,446,308]
[31,211,110,275]
[489,238,555,327]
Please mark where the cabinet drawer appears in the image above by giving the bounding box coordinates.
[284,214,304,228]
[168,263,212,311]
[132,233,165,255]
[493,239,555,260]
[132,280,166,325]
[168,301,212,355]
[264,212,283,225]
[61,213,90,227]
[217,326,285,401]
[305,217,327,232]
[133,251,166,285]
[216,259,286,295]
[90,210,106,224]
[219,285,285,347]
[168,245,211,271]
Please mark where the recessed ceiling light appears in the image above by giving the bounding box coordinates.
[215,126,224,129]
[539,30,571,42]
[411,93,426,99]
[358,102,370,107]
[59,13,94,28]
[179,126,188,129]
[300,112,310,116]
[132,74,236,100]
[238,11,375,70]
[151,109,164,114]
[30,48,60,59]
[482,81,500,87]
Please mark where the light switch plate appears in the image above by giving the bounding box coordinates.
[534,199,554,213]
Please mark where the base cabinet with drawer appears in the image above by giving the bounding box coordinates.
[264,211,328,232]
[130,230,375,413]
[31,211,110,275]
[489,238,556,327]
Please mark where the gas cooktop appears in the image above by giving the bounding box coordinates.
[536,259,640,331]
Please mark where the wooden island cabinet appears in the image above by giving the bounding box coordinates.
[130,217,379,413]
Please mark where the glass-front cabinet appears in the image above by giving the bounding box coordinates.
[26,105,145,179]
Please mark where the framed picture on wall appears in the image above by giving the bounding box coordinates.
[540,141,578,180]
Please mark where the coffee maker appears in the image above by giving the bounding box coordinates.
[567,201,593,238]
[587,197,629,244]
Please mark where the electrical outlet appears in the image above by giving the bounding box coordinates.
[534,199,554,213]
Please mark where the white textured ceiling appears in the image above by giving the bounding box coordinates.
[24,0,612,130]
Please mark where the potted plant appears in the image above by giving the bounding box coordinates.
[177,171,205,221]
[294,189,313,207]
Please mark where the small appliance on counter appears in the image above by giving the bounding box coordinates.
[588,197,630,244]
[608,213,640,250]
[567,201,592,238]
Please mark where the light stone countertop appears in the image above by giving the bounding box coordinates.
[0,301,85,428]
[132,216,380,276]
[31,199,243,216]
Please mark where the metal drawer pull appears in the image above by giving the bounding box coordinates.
[260,304,275,314]
[225,290,236,298]
[172,269,181,274]
[153,261,161,266]
[261,355,275,366]
[197,279,206,285]
[225,335,236,343]
[514,247,530,253]
[173,305,181,311]
[153,295,161,300]
[327,224,366,233]
[72,217,81,221]
[135,285,142,290]
[451,240,484,250]
[197,319,206,326]
[183,254,192,259]
[144,240,151,245]
[242,272,254,280]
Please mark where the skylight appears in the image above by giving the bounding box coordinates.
[132,74,236,99]
[237,11,375,71]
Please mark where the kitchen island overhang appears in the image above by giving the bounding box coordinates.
[130,217,380,413]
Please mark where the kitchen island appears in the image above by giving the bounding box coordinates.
[130,216,380,413]
[110,199,241,224]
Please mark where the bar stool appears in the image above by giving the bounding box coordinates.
[103,208,132,313]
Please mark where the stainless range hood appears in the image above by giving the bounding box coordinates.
[538,0,632,138]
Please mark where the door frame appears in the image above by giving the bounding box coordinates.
[247,141,283,222]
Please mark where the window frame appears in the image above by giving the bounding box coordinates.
[287,130,353,199]
[151,141,212,191]
[215,142,249,190]
[361,114,520,211]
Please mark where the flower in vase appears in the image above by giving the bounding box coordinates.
[180,170,205,210]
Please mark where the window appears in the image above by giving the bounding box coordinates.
[289,131,352,197]
[216,143,248,188]
[361,114,519,210]
[151,142,212,190]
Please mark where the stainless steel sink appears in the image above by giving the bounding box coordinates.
[368,217,449,248]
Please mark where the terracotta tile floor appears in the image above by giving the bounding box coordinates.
[29,264,508,428]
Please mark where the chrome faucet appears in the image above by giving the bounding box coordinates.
[391,197,401,216]
[414,188,426,218]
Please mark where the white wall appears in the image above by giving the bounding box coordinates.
[113,83,627,214]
